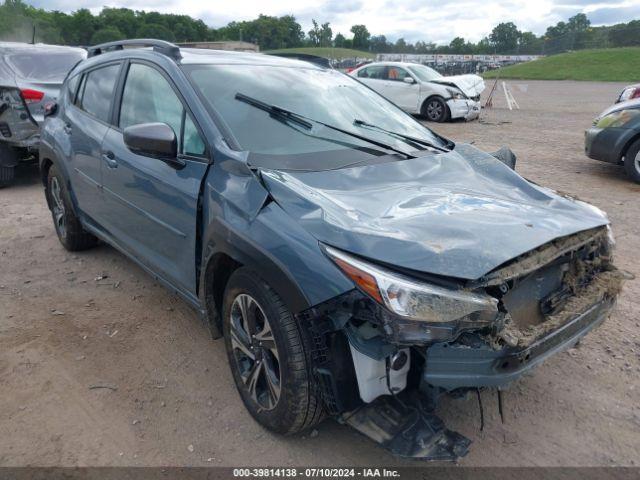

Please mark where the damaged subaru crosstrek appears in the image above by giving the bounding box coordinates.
[40,40,624,461]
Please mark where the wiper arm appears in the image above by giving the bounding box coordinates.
[353,119,450,153]
[235,93,414,158]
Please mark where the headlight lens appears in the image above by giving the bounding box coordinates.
[446,88,466,100]
[595,109,640,128]
[325,245,498,323]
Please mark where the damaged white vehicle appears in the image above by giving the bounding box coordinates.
[350,61,485,122]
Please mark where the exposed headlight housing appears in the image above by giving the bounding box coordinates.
[595,109,640,128]
[446,87,466,100]
[324,245,499,340]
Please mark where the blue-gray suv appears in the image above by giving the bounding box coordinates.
[40,40,624,461]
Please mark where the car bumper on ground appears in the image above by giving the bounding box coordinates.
[421,297,615,391]
[447,98,481,121]
[585,126,633,164]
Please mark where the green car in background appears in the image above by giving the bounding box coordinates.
[585,97,640,183]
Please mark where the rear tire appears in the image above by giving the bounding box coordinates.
[222,267,324,435]
[0,165,15,188]
[422,96,450,123]
[46,165,98,251]
[623,139,640,183]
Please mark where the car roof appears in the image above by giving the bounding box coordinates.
[82,45,326,71]
[0,42,85,55]
[355,61,426,69]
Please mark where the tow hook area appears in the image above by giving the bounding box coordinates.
[341,391,470,461]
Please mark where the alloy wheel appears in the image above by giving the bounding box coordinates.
[229,294,281,411]
[50,177,66,238]
[634,150,640,175]
[426,100,443,121]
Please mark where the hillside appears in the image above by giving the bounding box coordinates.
[483,48,640,82]
[265,47,375,60]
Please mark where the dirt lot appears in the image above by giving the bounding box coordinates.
[1,80,639,467]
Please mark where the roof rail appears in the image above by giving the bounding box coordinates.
[87,39,181,60]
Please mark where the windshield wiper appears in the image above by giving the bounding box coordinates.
[235,93,414,158]
[353,119,450,153]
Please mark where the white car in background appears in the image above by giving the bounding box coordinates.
[349,62,485,122]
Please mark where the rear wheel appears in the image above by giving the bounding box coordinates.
[0,165,15,188]
[624,139,640,183]
[222,268,323,435]
[422,97,450,122]
[0,143,17,188]
[46,165,98,251]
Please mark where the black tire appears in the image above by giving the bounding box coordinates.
[0,165,15,188]
[46,165,98,251]
[222,267,324,435]
[422,96,450,123]
[623,139,640,183]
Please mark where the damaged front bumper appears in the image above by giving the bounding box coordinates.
[447,98,481,121]
[422,296,614,390]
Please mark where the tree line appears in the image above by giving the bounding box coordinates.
[0,0,638,55]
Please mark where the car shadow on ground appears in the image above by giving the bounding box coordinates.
[9,162,41,189]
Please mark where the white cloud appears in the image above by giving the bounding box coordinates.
[27,0,636,43]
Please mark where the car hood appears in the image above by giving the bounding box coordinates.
[598,97,640,118]
[430,74,485,97]
[259,144,608,280]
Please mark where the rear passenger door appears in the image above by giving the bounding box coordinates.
[100,61,208,298]
[356,65,389,95]
[65,62,121,221]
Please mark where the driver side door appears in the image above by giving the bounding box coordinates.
[100,61,208,298]
[384,67,420,112]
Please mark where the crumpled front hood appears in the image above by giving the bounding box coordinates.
[259,144,608,281]
[431,74,485,98]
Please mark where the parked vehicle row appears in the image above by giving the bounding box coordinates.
[0,42,86,187]
[38,40,623,461]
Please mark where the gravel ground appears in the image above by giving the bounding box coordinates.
[0,80,638,467]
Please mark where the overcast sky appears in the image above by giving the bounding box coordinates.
[28,0,640,44]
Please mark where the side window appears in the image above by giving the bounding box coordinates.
[387,67,411,82]
[76,64,120,123]
[120,63,205,156]
[358,66,387,80]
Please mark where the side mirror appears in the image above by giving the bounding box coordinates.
[403,77,416,84]
[124,122,178,161]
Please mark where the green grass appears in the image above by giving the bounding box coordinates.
[265,47,375,60]
[483,48,640,82]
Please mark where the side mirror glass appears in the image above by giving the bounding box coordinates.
[124,122,178,160]
[403,77,416,84]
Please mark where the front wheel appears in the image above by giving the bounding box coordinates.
[624,139,640,183]
[222,268,324,435]
[422,97,450,123]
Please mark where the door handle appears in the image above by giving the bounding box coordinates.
[63,123,72,135]
[102,150,117,168]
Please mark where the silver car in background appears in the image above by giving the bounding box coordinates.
[349,61,485,123]
[0,43,86,187]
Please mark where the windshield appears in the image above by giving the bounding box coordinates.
[7,51,86,82]
[185,64,446,169]
[407,65,443,82]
